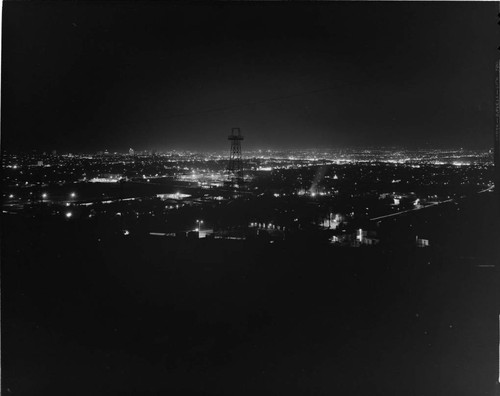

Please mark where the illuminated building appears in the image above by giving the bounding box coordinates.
[415,236,429,248]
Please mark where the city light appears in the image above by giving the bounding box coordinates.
[1,6,496,393]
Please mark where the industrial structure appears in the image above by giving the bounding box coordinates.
[227,127,244,187]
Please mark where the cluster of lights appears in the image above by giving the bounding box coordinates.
[195,219,204,231]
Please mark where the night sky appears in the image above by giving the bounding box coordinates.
[2,1,498,153]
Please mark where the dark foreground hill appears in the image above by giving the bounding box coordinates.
[2,193,499,395]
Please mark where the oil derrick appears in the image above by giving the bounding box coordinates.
[227,128,244,187]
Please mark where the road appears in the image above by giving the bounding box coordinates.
[370,184,494,222]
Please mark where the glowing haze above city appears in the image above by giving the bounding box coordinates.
[2,2,497,153]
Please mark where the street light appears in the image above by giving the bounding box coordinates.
[70,192,76,198]
[42,193,48,199]
[196,219,203,232]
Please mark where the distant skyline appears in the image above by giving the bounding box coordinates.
[2,1,498,152]
[6,146,493,157]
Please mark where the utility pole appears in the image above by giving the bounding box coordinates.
[495,60,500,209]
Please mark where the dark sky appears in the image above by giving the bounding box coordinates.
[2,1,498,152]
